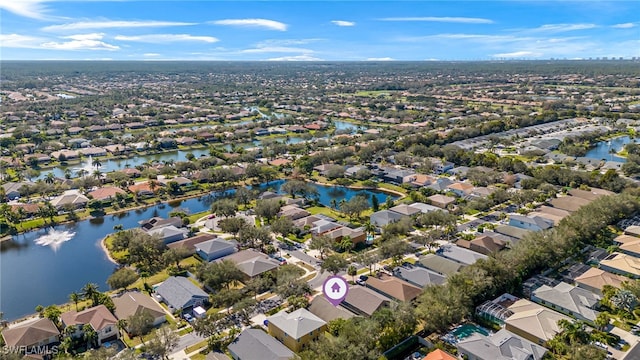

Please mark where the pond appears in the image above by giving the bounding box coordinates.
[0,181,398,321]
[584,135,637,163]
[36,148,211,180]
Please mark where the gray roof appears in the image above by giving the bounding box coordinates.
[436,244,488,265]
[457,329,547,360]
[532,282,601,321]
[147,225,188,240]
[195,238,237,255]
[155,276,208,309]
[495,225,531,240]
[228,328,295,360]
[267,308,326,339]
[418,254,465,275]
[509,214,553,230]
[370,210,405,227]
[394,265,446,288]
[389,204,422,216]
[409,202,444,214]
[219,249,279,277]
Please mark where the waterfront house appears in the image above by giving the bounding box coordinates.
[228,328,296,360]
[195,238,238,262]
[147,225,188,244]
[168,233,218,255]
[154,276,209,313]
[2,181,32,200]
[88,186,126,203]
[50,189,90,209]
[1,318,60,355]
[267,308,327,352]
[60,305,119,345]
[112,291,167,328]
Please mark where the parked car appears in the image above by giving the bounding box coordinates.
[183,313,194,323]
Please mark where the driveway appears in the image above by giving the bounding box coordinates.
[290,250,321,267]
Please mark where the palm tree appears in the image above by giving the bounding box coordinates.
[76,169,88,178]
[82,283,100,306]
[69,292,81,311]
[44,172,55,185]
[557,319,589,345]
[82,324,98,348]
[330,199,338,211]
[91,157,102,169]
[364,221,376,238]
[612,289,638,314]
[63,168,72,180]
[93,169,102,181]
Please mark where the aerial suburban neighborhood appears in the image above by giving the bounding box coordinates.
[2,58,640,360]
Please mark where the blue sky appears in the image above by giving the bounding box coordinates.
[1,1,638,61]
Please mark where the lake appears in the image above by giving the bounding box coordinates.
[0,181,397,321]
[584,135,637,163]
[36,149,211,180]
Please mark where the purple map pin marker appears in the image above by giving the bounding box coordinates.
[322,275,349,306]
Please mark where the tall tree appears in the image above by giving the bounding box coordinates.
[82,283,100,306]
[321,254,348,275]
[107,268,139,291]
[147,326,179,360]
[309,235,333,260]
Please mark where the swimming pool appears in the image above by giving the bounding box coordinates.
[452,324,489,339]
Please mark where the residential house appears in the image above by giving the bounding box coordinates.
[88,186,126,202]
[531,282,601,323]
[408,202,444,214]
[2,182,32,200]
[619,238,640,258]
[195,238,238,262]
[495,225,530,242]
[140,216,183,231]
[342,285,391,316]
[365,274,422,302]
[112,291,167,328]
[308,296,355,323]
[128,181,161,196]
[345,165,367,178]
[568,188,614,201]
[457,329,547,360]
[278,205,311,221]
[267,308,327,352]
[369,210,406,227]
[381,168,416,184]
[508,214,554,232]
[423,349,457,360]
[389,204,422,217]
[167,233,218,255]
[154,276,209,313]
[324,226,366,246]
[159,176,193,187]
[436,244,488,266]
[1,318,60,355]
[228,328,296,360]
[393,265,446,288]
[147,225,188,244]
[549,196,590,213]
[456,235,506,256]
[410,174,435,187]
[432,159,454,174]
[447,182,475,197]
[60,305,119,345]
[50,190,89,209]
[505,299,572,345]
[624,226,640,237]
[217,249,280,278]
[574,267,627,296]
[599,252,640,279]
[417,254,466,276]
[427,194,456,209]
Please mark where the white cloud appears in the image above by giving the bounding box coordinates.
[241,46,313,54]
[331,20,355,27]
[379,17,494,24]
[266,54,323,61]
[0,34,44,48]
[143,53,161,57]
[528,23,597,32]
[211,18,287,31]
[398,34,530,44]
[115,34,219,43]
[0,0,51,20]
[41,35,119,51]
[43,20,195,32]
[366,57,395,61]
[492,51,542,58]
[256,38,324,47]
[612,22,636,29]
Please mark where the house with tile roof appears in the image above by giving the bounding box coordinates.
[217,249,279,278]
[456,235,506,256]
[457,329,547,360]
[88,186,126,202]
[60,305,119,345]
[228,328,296,360]
[267,308,327,352]
[531,282,601,323]
[599,252,640,279]
[504,299,572,346]
[427,194,456,209]
[423,349,457,360]
[112,291,167,328]
[574,267,627,296]
[1,318,60,354]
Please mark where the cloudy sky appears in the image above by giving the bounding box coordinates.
[1,0,638,61]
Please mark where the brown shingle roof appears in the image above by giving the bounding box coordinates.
[112,291,166,321]
[365,274,422,302]
[1,318,60,348]
[60,305,117,332]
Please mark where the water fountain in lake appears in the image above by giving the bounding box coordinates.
[34,228,76,251]
[73,155,102,177]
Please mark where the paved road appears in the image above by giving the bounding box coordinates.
[173,331,205,354]
[290,250,321,267]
